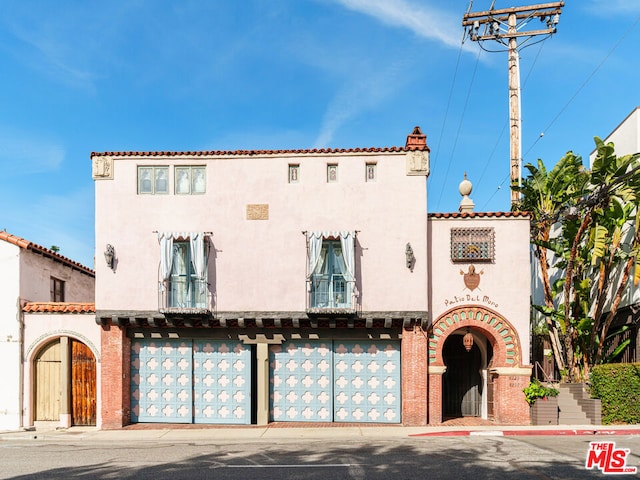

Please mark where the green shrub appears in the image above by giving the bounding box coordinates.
[591,363,640,424]
[523,379,559,405]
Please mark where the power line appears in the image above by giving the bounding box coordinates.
[524,12,640,159]
[428,35,465,196]
[434,46,482,210]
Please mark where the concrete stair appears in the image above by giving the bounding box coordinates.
[557,383,602,425]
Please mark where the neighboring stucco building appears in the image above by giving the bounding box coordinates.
[588,106,640,362]
[0,232,98,430]
[92,127,532,428]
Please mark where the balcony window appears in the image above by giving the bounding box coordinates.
[158,232,208,310]
[307,231,356,312]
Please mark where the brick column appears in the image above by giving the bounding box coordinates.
[427,366,446,425]
[491,367,532,425]
[401,327,428,426]
[100,324,130,429]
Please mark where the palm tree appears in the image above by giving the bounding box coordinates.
[513,152,585,377]
[518,139,640,382]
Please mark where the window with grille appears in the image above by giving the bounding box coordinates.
[451,228,494,262]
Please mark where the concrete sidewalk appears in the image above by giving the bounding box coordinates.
[1,424,639,443]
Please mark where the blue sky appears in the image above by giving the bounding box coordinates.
[1,0,639,269]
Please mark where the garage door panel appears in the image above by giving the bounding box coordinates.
[269,341,333,422]
[131,340,193,423]
[333,341,401,423]
[193,340,252,424]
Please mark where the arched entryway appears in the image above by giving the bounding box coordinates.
[442,330,493,419]
[34,337,96,426]
[428,306,531,425]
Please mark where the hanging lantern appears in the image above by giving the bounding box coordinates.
[463,328,474,352]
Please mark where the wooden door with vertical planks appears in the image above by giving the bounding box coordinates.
[71,340,96,426]
[35,341,61,421]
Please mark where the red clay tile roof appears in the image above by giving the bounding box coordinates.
[90,145,430,158]
[0,231,94,276]
[22,302,95,314]
[428,211,531,219]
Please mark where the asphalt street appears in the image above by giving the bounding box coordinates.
[0,430,639,479]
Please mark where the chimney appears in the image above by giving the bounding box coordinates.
[405,126,427,149]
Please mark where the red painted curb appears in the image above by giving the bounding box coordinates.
[411,429,640,437]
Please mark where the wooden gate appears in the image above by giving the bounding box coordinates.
[35,341,61,421]
[71,340,96,426]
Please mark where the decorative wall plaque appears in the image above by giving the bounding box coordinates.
[406,150,429,176]
[246,204,269,220]
[92,157,114,180]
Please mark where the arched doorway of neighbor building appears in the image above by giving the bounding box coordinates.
[442,328,493,419]
[33,337,96,427]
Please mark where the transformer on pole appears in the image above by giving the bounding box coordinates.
[462,2,564,206]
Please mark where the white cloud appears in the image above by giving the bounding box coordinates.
[331,0,469,49]
[314,61,410,147]
[0,128,65,176]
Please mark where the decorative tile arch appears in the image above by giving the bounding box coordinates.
[428,306,522,368]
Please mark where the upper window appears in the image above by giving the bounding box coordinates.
[158,232,209,310]
[175,166,206,195]
[138,166,169,194]
[306,231,356,312]
[50,277,65,302]
[451,228,494,262]
[327,164,338,183]
[288,164,300,183]
[365,163,377,182]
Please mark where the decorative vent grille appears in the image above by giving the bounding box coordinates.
[451,228,494,262]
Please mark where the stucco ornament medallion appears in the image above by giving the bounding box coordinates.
[460,264,483,291]
[92,156,114,180]
[406,150,430,176]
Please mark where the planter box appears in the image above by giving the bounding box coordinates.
[531,396,559,425]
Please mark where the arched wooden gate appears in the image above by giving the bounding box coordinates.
[34,338,96,426]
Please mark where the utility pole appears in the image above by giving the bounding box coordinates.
[462,2,564,206]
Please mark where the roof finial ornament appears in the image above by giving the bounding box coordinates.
[459,172,474,213]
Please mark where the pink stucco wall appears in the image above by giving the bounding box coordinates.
[95,152,428,313]
[427,215,532,364]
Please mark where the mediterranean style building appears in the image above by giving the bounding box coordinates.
[0,231,97,430]
[92,127,532,428]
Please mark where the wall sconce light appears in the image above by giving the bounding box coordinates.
[405,243,415,271]
[104,244,115,271]
[463,327,474,352]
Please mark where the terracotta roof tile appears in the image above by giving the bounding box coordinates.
[428,211,531,219]
[22,302,96,314]
[90,145,430,158]
[0,231,94,276]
